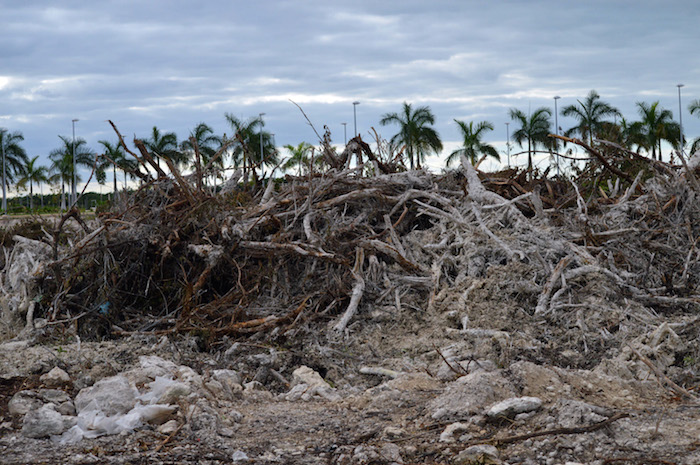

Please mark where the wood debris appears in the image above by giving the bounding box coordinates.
[0,127,697,372]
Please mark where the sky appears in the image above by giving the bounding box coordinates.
[1,0,699,192]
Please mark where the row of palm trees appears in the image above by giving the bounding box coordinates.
[379,91,700,177]
[0,113,283,211]
[1,90,700,211]
[135,115,277,184]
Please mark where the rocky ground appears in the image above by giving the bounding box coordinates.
[1,295,698,465]
[1,150,699,464]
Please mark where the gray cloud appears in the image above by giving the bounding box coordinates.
[0,0,698,180]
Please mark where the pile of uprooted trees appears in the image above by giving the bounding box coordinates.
[1,123,698,361]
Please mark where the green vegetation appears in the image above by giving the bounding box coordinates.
[508,107,552,179]
[635,101,680,162]
[16,156,48,210]
[690,99,700,153]
[380,102,442,170]
[98,139,136,194]
[283,142,315,176]
[144,126,182,167]
[446,120,499,167]
[225,113,277,183]
[48,135,94,210]
[561,90,620,146]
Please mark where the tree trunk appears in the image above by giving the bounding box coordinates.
[528,139,533,181]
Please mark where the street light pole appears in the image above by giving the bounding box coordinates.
[554,96,560,177]
[677,84,685,154]
[259,113,265,180]
[72,119,79,206]
[1,130,6,214]
[505,122,510,168]
[342,123,347,145]
[353,101,360,138]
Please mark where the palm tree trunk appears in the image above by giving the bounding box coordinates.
[29,182,33,210]
[243,152,247,185]
[528,139,533,181]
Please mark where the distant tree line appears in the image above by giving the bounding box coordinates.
[0,90,698,212]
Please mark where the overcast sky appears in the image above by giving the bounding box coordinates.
[1,0,699,185]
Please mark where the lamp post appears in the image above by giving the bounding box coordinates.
[72,119,79,206]
[505,122,510,168]
[353,101,360,138]
[1,129,6,214]
[259,113,265,179]
[342,123,347,145]
[677,84,685,154]
[554,96,560,176]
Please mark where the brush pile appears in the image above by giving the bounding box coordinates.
[0,131,698,375]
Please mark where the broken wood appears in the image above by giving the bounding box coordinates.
[551,134,635,185]
[490,412,629,445]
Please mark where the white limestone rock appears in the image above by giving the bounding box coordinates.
[74,375,137,416]
[40,367,71,388]
[486,396,542,419]
[454,444,501,464]
[21,404,76,438]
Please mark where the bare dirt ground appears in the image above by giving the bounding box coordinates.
[1,284,698,464]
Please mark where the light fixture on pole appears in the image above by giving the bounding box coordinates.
[342,123,347,145]
[259,113,265,177]
[554,96,561,177]
[353,101,360,138]
[505,122,510,168]
[1,128,6,214]
[677,84,685,154]
[72,119,79,206]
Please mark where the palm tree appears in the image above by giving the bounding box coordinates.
[283,142,314,176]
[49,135,93,210]
[561,90,620,146]
[509,107,552,178]
[636,101,680,161]
[689,100,700,154]
[225,114,277,182]
[0,128,29,212]
[619,117,646,152]
[144,126,184,167]
[180,123,222,180]
[99,140,136,195]
[446,120,499,167]
[16,156,48,210]
[689,99,700,117]
[49,151,73,211]
[380,102,442,170]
